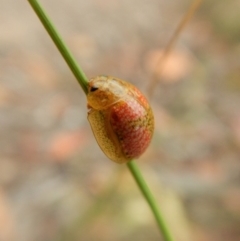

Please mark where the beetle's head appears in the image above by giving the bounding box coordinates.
[87,75,125,110]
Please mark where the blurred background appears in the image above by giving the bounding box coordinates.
[0,0,240,240]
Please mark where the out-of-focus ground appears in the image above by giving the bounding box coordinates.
[0,0,240,240]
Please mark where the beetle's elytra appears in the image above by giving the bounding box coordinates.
[87,75,154,164]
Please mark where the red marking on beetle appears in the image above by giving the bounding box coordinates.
[110,99,151,158]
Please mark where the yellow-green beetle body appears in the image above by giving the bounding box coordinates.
[87,75,154,164]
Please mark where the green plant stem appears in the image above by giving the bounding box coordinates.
[28,0,88,94]
[127,161,174,241]
[27,1,175,241]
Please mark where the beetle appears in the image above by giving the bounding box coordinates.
[87,75,154,164]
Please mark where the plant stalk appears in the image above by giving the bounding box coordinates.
[127,161,174,241]
[147,0,203,98]
[27,1,175,241]
[28,0,88,94]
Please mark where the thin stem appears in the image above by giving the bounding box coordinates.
[28,0,88,94]
[147,0,203,98]
[27,1,175,241]
[127,161,175,241]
